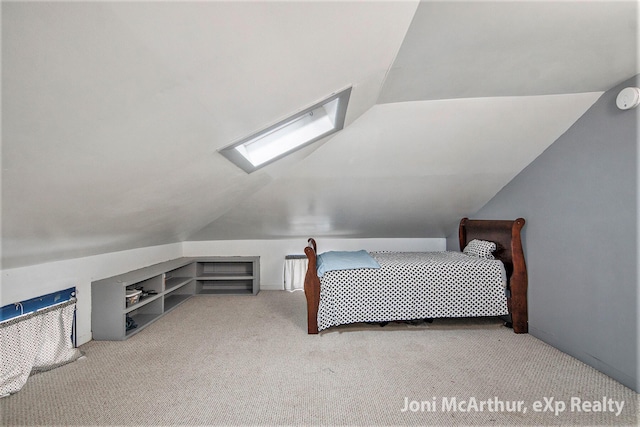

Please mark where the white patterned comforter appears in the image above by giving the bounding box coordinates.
[318,251,508,331]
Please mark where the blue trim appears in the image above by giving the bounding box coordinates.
[0,287,76,323]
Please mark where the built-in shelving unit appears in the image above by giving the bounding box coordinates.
[195,257,259,295]
[91,256,259,340]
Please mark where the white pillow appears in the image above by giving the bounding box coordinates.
[463,239,497,259]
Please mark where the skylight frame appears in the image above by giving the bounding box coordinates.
[219,86,352,173]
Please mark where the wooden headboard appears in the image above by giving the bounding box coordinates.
[459,218,528,333]
[304,218,528,334]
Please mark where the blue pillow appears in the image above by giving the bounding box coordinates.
[316,250,381,278]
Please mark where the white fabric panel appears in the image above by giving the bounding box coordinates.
[0,301,82,397]
[284,257,308,291]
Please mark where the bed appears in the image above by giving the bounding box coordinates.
[303,218,528,334]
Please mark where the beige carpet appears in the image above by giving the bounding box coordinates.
[1,290,637,426]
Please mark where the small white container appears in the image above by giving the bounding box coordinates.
[125,289,142,307]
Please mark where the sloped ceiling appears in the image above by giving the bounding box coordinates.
[2,1,638,269]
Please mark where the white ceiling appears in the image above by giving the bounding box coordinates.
[2,1,638,269]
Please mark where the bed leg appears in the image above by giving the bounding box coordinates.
[510,294,528,333]
[305,279,319,334]
[510,280,528,333]
[512,318,527,334]
[308,318,319,334]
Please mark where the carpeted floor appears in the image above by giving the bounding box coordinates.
[1,290,637,426]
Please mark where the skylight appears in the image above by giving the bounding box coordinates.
[219,87,351,173]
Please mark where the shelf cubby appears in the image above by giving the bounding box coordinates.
[195,257,259,295]
[164,263,196,292]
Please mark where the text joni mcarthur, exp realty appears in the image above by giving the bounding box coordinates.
[400,396,625,417]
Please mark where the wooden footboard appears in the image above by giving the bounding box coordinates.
[304,218,528,334]
[304,238,321,334]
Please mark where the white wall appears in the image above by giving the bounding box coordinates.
[1,237,445,346]
[184,238,446,290]
[1,243,183,345]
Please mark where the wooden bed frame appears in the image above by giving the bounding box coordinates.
[303,218,528,334]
